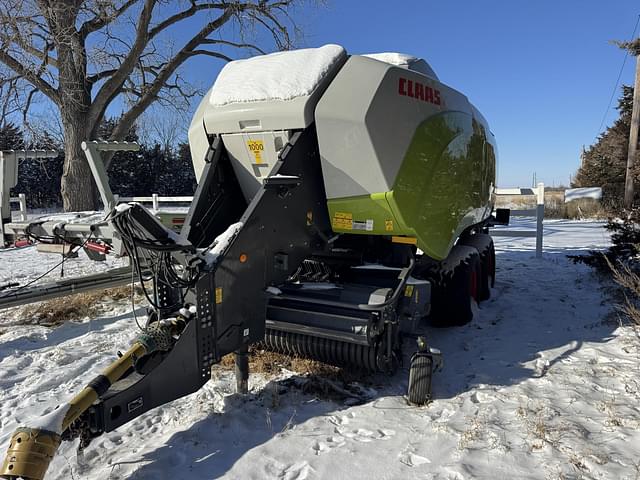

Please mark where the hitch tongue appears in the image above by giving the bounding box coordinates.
[0,317,184,479]
[0,340,148,479]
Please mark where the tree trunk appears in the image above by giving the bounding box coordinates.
[61,115,96,211]
[47,2,96,212]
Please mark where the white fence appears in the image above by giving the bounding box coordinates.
[114,194,193,211]
[564,187,602,203]
[492,182,544,258]
[9,193,27,221]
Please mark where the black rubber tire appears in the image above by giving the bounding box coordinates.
[418,245,481,327]
[459,233,495,301]
[408,353,433,405]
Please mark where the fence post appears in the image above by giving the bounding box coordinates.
[18,193,27,222]
[152,193,159,211]
[536,182,544,258]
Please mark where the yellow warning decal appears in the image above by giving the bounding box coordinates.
[215,287,223,304]
[385,220,394,232]
[392,236,417,245]
[332,211,353,230]
[247,140,264,164]
[404,285,414,297]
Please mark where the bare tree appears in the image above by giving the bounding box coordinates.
[137,105,188,154]
[0,0,308,210]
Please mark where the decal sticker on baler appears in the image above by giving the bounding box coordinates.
[332,212,353,230]
[333,212,374,231]
[247,140,264,164]
[352,219,374,231]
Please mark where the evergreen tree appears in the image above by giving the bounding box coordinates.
[155,143,196,196]
[573,86,635,209]
[0,123,23,150]
[13,130,63,208]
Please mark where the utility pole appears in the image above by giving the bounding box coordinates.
[624,47,640,209]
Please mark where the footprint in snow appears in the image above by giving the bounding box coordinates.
[334,427,395,442]
[327,412,355,426]
[398,452,431,467]
[279,461,312,480]
[469,391,492,404]
[312,435,346,454]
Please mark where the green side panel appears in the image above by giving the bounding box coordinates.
[327,193,409,235]
[390,112,495,259]
[326,111,496,261]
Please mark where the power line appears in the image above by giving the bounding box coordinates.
[596,14,640,139]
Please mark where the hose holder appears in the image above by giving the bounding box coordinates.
[136,321,176,353]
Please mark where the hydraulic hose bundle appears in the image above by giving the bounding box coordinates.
[109,203,199,312]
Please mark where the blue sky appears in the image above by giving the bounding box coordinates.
[167,1,639,187]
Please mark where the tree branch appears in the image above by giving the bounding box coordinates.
[79,0,138,40]
[88,0,156,127]
[148,2,226,38]
[87,68,119,85]
[22,87,38,125]
[200,38,266,55]
[187,49,232,61]
[107,7,236,160]
[0,50,59,103]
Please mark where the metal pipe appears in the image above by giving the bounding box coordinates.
[0,267,138,310]
[234,344,249,394]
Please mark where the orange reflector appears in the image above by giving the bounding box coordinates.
[391,236,417,245]
[239,253,248,263]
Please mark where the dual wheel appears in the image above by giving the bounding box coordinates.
[417,232,495,328]
[407,233,495,405]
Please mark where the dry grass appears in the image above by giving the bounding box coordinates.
[215,346,372,403]
[18,286,136,327]
[605,258,640,330]
[217,345,361,380]
[545,198,608,220]
[496,192,607,219]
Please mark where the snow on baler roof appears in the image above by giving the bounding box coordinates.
[209,44,347,106]
[362,52,439,80]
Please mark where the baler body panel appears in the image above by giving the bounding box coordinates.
[389,112,496,259]
[188,45,347,190]
[189,46,496,259]
[316,55,496,260]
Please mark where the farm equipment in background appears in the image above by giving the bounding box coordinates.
[1,44,504,479]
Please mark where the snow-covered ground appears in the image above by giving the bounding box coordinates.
[2,218,639,479]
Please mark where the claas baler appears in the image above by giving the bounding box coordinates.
[1,44,499,479]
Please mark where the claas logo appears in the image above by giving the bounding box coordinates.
[398,77,441,106]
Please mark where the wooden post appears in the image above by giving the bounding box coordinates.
[624,52,640,209]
